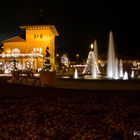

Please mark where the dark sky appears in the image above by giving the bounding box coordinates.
[0,0,139,60]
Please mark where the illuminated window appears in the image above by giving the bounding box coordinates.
[12,48,20,54]
[40,48,42,53]
[33,48,36,52]
[34,35,36,39]
[0,61,3,65]
[40,34,43,38]
[12,48,20,57]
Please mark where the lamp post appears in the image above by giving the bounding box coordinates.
[56,53,60,71]
[76,53,79,64]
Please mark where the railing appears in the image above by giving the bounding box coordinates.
[11,70,41,86]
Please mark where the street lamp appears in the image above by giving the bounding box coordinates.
[76,53,79,64]
[90,43,93,50]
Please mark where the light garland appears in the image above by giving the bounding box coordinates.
[0,53,43,58]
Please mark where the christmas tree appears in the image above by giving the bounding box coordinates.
[42,47,51,71]
[83,44,100,75]
[13,58,17,71]
[61,54,69,67]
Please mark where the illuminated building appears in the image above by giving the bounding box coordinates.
[0,22,59,72]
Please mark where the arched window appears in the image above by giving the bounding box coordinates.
[12,48,20,57]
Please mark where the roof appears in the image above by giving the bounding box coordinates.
[20,25,59,36]
[2,36,25,43]
[20,12,59,36]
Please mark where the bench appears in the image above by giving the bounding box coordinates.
[19,70,41,86]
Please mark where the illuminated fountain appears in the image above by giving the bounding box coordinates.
[74,68,78,79]
[123,71,128,80]
[114,58,119,79]
[93,40,98,65]
[58,31,140,90]
[60,31,140,82]
[131,70,135,79]
[107,31,116,78]
[119,59,124,78]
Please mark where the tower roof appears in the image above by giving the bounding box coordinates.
[20,9,59,36]
[20,25,59,36]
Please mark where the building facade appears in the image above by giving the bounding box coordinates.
[0,24,58,73]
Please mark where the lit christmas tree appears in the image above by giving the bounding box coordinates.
[61,54,69,67]
[83,44,100,75]
[13,58,17,71]
[42,47,51,71]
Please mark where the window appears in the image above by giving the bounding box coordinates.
[40,34,43,38]
[12,48,20,57]
[34,35,36,39]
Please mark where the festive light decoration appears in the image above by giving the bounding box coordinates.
[0,53,43,58]
[61,54,69,67]
[28,53,35,70]
[83,48,100,75]
[42,47,51,71]
[13,58,17,71]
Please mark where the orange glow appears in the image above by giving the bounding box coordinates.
[7,50,11,54]
[98,60,101,63]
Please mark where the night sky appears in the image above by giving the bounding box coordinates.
[0,0,139,60]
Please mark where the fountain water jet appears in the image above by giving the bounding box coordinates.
[123,71,128,80]
[107,31,117,79]
[92,62,97,79]
[114,58,119,79]
[74,68,78,79]
[119,59,124,78]
[93,40,98,65]
[131,70,135,79]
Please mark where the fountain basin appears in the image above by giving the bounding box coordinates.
[55,77,140,90]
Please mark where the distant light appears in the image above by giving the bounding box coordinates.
[76,54,79,57]
[98,60,101,63]
[133,130,140,136]
[7,50,11,54]
[62,76,70,79]
[123,71,128,80]
[90,43,93,50]
[131,70,135,79]
[74,68,78,79]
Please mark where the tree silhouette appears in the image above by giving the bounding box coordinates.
[42,47,51,71]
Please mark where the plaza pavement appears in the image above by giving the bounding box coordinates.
[7,75,140,91]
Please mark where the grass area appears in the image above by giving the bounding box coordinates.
[0,79,140,139]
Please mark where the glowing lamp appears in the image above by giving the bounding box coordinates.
[7,50,11,54]
[98,60,101,63]
[90,43,93,50]
[76,54,79,57]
